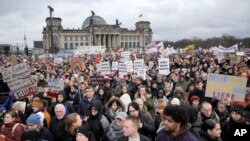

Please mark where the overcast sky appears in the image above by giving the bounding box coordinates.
[0,0,250,49]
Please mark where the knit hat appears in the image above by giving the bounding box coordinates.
[76,124,92,139]
[32,100,44,109]
[21,130,40,141]
[174,87,184,94]
[170,98,181,105]
[26,113,41,125]
[190,96,200,103]
[115,112,127,120]
[230,104,244,116]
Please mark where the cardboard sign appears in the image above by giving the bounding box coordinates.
[158,58,170,75]
[71,57,84,72]
[205,73,247,101]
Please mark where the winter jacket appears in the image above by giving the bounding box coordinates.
[118,134,151,141]
[49,116,66,141]
[105,97,125,122]
[0,118,25,141]
[106,120,124,141]
[77,94,100,117]
[156,127,198,141]
[138,110,155,138]
[199,129,222,141]
[39,127,54,141]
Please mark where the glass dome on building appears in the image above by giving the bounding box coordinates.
[82,15,107,29]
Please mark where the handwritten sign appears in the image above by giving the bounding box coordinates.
[205,73,247,101]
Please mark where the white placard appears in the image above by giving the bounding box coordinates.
[158,58,170,75]
[112,62,119,71]
[137,69,146,80]
[100,61,111,75]
[236,52,245,56]
[133,59,144,72]
[76,46,106,54]
[120,51,131,62]
[125,61,133,73]
[47,79,64,92]
[119,63,127,75]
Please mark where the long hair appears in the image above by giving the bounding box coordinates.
[65,113,79,135]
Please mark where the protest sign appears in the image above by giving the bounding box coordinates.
[133,59,144,72]
[119,63,127,75]
[158,58,170,75]
[125,61,133,73]
[14,85,38,100]
[120,51,131,62]
[236,52,245,56]
[137,69,146,80]
[90,76,105,85]
[47,79,64,92]
[75,46,105,55]
[70,57,84,72]
[54,57,63,64]
[112,61,119,71]
[100,61,111,75]
[205,73,247,101]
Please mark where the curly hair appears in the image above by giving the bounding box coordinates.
[163,105,188,126]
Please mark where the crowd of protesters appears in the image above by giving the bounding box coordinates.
[0,47,250,141]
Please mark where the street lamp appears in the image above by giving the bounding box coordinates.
[48,6,54,53]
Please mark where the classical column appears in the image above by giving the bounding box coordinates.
[108,34,111,49]
[113,35,117,48]
[103,34,106,47]
[98,34,101,46]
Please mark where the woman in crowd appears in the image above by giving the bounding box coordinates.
[0,110,25,141]
[134,85,154,116]
[119,85,132,112]
[63,113,83,141]
[105,97,125,122]
[199,119,222,141]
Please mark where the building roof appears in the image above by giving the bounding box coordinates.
[82,15,107,29]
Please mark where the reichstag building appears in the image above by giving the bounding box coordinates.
[42,12,153,52]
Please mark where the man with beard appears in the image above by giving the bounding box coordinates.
[156,105,198,141]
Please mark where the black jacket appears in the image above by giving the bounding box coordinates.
[118,134,151,141]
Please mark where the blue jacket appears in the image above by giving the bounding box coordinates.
[77,94,100,117]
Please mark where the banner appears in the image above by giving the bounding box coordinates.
[14,85,38,100]
[75,46,105,55]
[205,73,247,101]
[184,44,195,53]
[158,58,170,75]
[70,57,84,72]
[236,52,245,56]
[90,76,105,85]
[145,42,158,54]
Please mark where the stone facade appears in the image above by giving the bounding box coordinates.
[42,14,152,52]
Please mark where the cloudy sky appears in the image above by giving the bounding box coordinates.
[0,0,250,49]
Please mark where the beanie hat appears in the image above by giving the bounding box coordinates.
[170,98,181,105]
[190,96,200,103]
[115,112,127,120]
[26,113,41,125]
[174,87,184,94]
[230,104,244,116]
[21,130,39,141]
[32,100,44,109]
[76,124,92,139]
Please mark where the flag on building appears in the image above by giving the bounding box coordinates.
[138,13,143,18]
